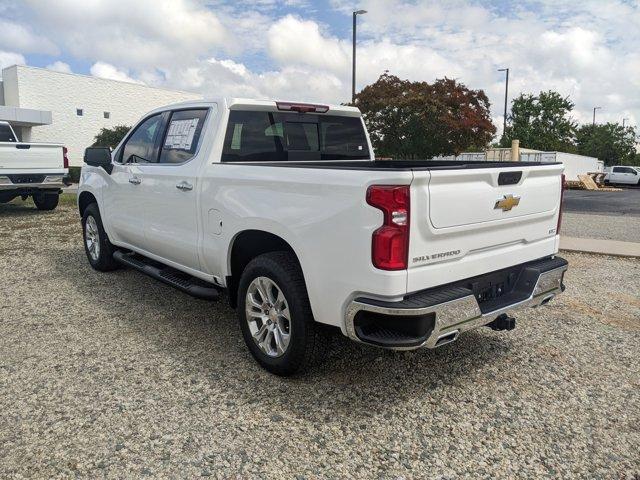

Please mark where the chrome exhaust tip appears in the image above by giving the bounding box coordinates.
[540,294,555,306]
[434,330,459,347]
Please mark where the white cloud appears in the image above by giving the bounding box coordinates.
[45,61,72,74]
[0,19,58,55]
[0,50,26,72]
[89,62,144,84]
[268,15,349,73]
[22,0,228,70]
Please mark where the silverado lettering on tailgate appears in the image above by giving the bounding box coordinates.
[413,249,461,264]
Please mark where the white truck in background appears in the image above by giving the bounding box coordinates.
[78,98,568,376]
[0,121,69,210]
[603,165,640,185]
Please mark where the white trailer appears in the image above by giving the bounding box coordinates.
[519,152,603,181]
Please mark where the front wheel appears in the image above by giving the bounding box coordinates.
[32,192,59,211]
[82,203,119,272]
[237,252,330,376]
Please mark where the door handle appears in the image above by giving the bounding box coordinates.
[128,177,141,185]
[176,181,193,191]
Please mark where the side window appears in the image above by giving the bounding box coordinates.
[159,109,208,164]
[120,113,164,164]
[612,167,622,173]
[0,123,16,142]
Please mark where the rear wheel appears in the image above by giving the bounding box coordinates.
[237,251,330,376]
[82,203,119,271]
[32,192,59,211]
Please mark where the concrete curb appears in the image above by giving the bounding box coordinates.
[560,236,640,258]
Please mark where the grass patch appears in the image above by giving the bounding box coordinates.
[60,192,77,207]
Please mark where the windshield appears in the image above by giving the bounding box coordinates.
[222,110,370,162]
[0,123,16,142]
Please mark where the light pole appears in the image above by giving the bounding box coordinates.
[352,9,367,104]
[592,106,601,126]
[498,68,509,138]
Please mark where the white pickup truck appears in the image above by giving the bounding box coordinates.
[0,121,69,210]
[78,98,568,375]
[604,165,640,185]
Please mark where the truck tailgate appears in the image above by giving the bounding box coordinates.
[407,163,563,293]
[0,143,64,170]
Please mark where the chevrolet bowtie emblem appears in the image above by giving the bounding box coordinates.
[494,194,521,212]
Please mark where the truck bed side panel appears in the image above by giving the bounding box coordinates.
[199,164,413,329]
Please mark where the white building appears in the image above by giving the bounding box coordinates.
[0,65,201,166]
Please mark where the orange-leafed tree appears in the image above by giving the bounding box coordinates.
[355,73,496,159]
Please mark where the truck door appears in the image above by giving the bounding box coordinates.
[103,112,166,247]
[135,108,210,271]
[620,167,638,184]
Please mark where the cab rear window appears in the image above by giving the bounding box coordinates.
[222,111,369,162]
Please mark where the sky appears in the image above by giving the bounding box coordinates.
[0,0,639,137]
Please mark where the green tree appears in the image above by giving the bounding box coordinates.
[500,91,576,151]
[575,123,638,166]
[93,125,131,148]
[355,73,496,159]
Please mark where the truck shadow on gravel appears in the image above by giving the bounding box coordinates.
[49,244,513,419]
[0,199,51,217]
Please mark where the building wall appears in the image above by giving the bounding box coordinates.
[3,65,201,166]
[2,67,20,106]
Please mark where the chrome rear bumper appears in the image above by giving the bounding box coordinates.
[0,174,66,191]
[345,257,568,350]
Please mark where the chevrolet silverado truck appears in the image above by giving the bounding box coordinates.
[0,121,69,210]
[78,98,568,375]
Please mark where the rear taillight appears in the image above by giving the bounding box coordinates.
[556,174,565,235]
[367,185,410,270]
[63,147,69,169]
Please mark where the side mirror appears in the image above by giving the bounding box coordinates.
[84,147,113,173]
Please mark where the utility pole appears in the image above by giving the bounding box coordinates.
[352,10,367,104]
[498,68,509,138]
[592,106,601,126]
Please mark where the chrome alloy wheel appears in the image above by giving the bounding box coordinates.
[245,276,291,357]
[85,215,101,261]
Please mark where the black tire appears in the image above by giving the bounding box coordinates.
[32,192,59,211]
[237,251,330,376]
[81,203,119,272]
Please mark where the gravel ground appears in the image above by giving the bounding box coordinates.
[1,196,639,479]
[562,212,640,243]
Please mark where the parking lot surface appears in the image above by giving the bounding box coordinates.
[563,189,640,216]
[1,197,639,479]
[562,212,640,243]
